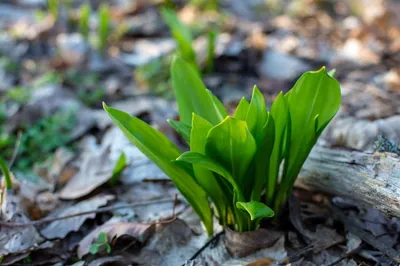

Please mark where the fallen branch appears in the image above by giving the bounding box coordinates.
[0,197,178,227]
[297,146,400,218]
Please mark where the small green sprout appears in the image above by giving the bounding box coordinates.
[97,4,110,53]
[160,7,198,71]
[89,232,111,255]
[104,56,341,235]
[206,29,217,73]
[0,156,12,189]
[109,152,127,186]
[79,3,91,39]
[47,0,59,20]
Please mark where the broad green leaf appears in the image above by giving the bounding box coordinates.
[267,92,289,205]
[109,152,127,185]
[190,114,231,222]
[284,67,340,179]
[245,86,267,141]
[233,97,249,120]
[274,67,340,212]
[171,56,224,126]
[208,90,228,118]
[205,116,257,189]
[167,119,191,143]
[177,152,239,192]
[250,113,275,201]
[236,201,274,221]
[103,103,213,235]
[0,156,12,189]
[160,7,197,66]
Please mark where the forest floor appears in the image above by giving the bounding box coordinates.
[0,0,400,265]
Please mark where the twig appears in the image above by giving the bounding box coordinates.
[326,243,366,266]
[0,197,179,227]
[184,231,225,264]
[9,131,22,168]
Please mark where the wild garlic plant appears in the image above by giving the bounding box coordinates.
[104,56,340,235]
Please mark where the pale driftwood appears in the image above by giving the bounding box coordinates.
[297,146,400,218]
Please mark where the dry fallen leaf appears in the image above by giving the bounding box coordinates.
[78,221,155,258]
[224,227,283,257]
[40,194,114,239]
[0,190,44,257]
[60,147,114,200]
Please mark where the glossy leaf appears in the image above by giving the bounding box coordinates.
[284,67,341,179]
[177,151,241,196]
[171,56,224,126]
[233,97,250,120]
[274,67,340,212]
[103,103,213,235]
[267,92,289,204]
[167,119,191,143]
[251,113,275,201]
[205,117,257,189]
[190,114,230,222]
[208,90,228,118]
[236,201,274,221]
[245,86,267,141]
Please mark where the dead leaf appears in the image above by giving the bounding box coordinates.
[224,227,283,257]
[189,235,287,266]
[0,190,44,257]
[133,218,208,266]
[245,258,275,266]
[88,255,130,266]
[78,221,155,258]
[40,194,114,239]
[60,147,113,200]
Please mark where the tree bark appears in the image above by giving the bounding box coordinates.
[297,146,400,217]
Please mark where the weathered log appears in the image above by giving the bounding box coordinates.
[297,146,400,217]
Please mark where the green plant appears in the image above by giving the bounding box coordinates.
[104,56,341,235]
[79,3,91,39]
[77,87,105,107]
[48,0,59,20]
[160,7,198,71]
[0,110,76,172]
[0,156,12,189]
[89,232,111,254]
[109,152,127,186]
[190,0,219,11]
[206,29,217,73]
[97,4,110,53]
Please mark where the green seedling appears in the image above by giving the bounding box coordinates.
[79,3,91,39]
[109,152,127,186]
[89,232,111,255]
[0,156,12,189]
[0,110,76,172]
[77,87,105,107]
[97,4,110,53]
[104,56,341,235]
[206,29,217,73]
[160,7,198,71]
[190,0,219,11]
[48,0,59,20]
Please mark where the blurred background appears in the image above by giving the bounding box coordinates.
[0,0,399,174]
